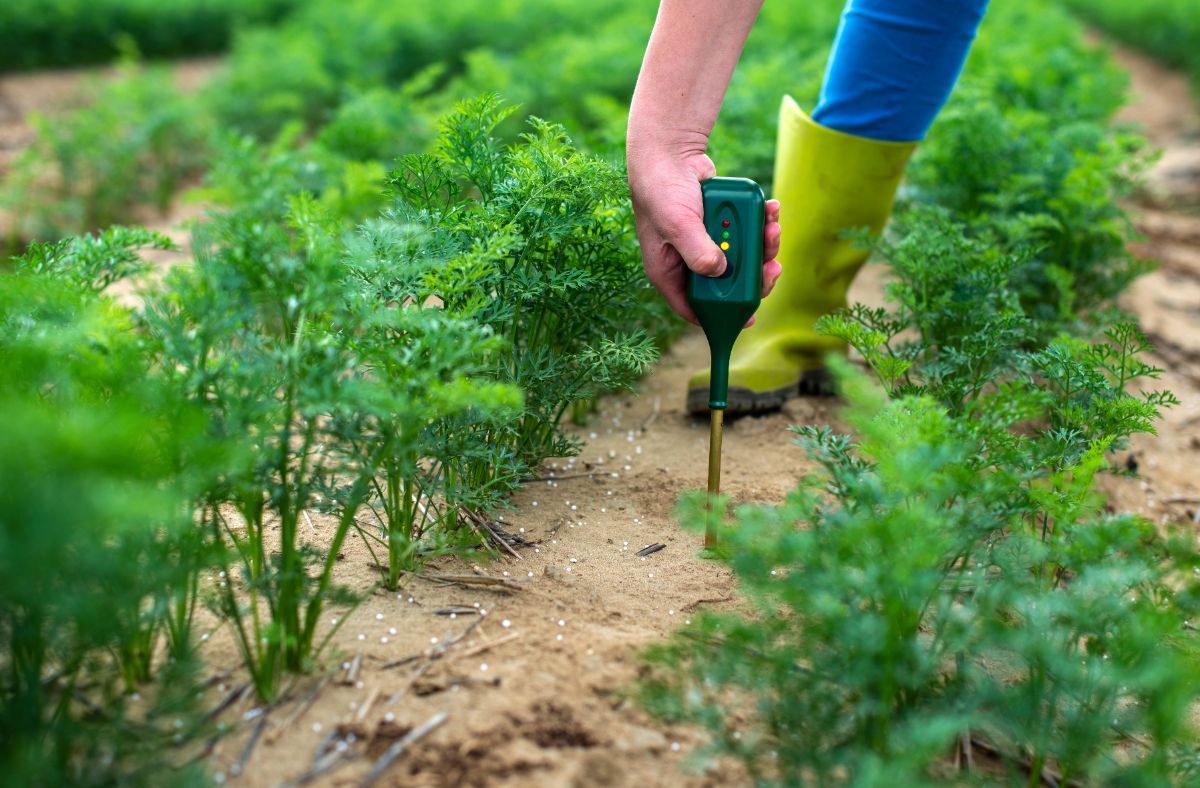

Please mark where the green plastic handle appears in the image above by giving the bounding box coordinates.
[686,177,765,409]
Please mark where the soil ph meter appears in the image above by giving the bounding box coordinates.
[686,177,764,548]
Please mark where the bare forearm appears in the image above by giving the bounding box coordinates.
[625,0,779,324]
[627,0,764,161]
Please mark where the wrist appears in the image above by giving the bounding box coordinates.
[626,121,711,178]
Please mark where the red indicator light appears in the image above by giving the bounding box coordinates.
[721,220,730,227]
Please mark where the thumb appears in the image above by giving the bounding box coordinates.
[673,218,726,278]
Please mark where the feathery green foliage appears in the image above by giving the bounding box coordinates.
[646,360,1198,785]
[139,189,520,699]
[0,240,221,786]
[376,96,661,466]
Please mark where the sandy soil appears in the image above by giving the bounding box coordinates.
[2,37,1197,788]
[1100,44,1200,525]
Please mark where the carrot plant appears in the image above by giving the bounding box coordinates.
[380,96,660,468]
[647,360,1199,784]
[1,251,220,785]
[333,304,520,591]
[141,185,520,698]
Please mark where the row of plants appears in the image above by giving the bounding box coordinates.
[0,0,299,72]
[1061,0,1200,91]
[641,2,1200,784]
[0,96,661,783]
[1,0,1144,249]
[1,0,844,247]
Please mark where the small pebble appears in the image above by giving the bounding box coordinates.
[502,619,512,628]
[313,723,322,732]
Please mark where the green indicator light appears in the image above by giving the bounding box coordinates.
[722,231,730,239]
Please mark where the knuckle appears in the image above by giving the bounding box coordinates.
[692,251,724,276]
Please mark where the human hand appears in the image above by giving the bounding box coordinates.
[627,145,781,325]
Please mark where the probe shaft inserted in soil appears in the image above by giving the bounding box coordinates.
[705,408,724,548]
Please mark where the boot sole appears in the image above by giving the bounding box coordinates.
[686,368,836,417]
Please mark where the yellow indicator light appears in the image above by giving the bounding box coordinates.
[720,241,730,251]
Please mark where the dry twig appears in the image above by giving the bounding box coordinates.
[407,572,523,594]
[359,711,449,788]
[230,714,268,777]
[456,631,520,659]
[269,675,330,743]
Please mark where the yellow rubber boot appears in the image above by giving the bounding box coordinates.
[687,96,916,415]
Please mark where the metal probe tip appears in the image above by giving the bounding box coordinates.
[705,408,724,548]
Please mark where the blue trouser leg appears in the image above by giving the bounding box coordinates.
[811,0,990,142]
